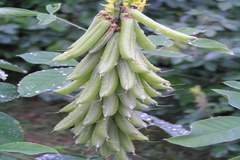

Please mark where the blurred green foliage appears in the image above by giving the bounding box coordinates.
[0,0,240,159]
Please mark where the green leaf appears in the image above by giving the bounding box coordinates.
[0,142,57,155]
[212,89,240,109]
[0,69,7,81]
[0,59,27,73]
[0,112,24,145]
[148,35,174,47]
[37,13,56,25]
[37,154,87,160]
[136,111,189,137]
[167,116,240,147]
[224,81,240,90]
[18,68,72,97]
[230,155,240,160]
[0,83,19,103]
[46,3,61,14]
[143,49,188,58]
[176,27,206,35]
[188,38,233,55]
[18,51,78,67]
[0,154,17,160]
[0,7,38,16]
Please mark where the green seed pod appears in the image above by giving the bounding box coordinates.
[140,71,170,86]
[106,121,120,152]
[97,32,120,74]
[115,147,128,160]
[91,127,105,148]
[129,131,149,141]
[134,20,156,50]
[76,66,101,104]
[114,113,140,136]
[127,8,197,41]
[128,111,147,128]
[71,121,84,136]
[54,73,91,94]
[141,78,162,97]
[118,129,135,153]
[58,100,77,113]
[142,96,158,105]
[103,92,119,117]
[117,86,136,109]
[130,75,148,101]
[99,67,119,98]
[89,23,117,53]
[53,19,111,62]
[82,98,103,125]
[129,45,149,73]
[139,51,161,72]
[95,117,112,139]
[117,58,136,90]
[69,13,105,49]
[118,103,132,118]
[100,142,113,157]
[75,124,94,144]
[54,103,90,131]
[67,49,103,81]
[119,13,135,60]
[135,100,149,110]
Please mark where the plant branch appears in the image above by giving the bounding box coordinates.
[55,16,87,31]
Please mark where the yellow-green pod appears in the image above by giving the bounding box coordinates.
[71,121,84,136]
[103,93,119,117]
[117,86,136,109]
[139,52,161,72]
[69,13,105,49]
[91,127,105,148]
[118,129,135,153]
[54,73,91,94]
[99,67,119,98]
[128,45,149,73]
[134,20,156,50]
[76,66,101,104]
[117,58,136,90]
[89,23,117,53]
[98,32,120,74]
[118,103,132,118]
[114,113,140,136]
[75,124,94,144]
[130,75,148,101]
[53,103,90,131]
[58,100,77,113]
[129,131,149,141]
[100,142,113,157]
[128,111,147,128]
[119,13,135,60]
[115,147,128,160]
[127,8,197,41]
[140,70,170,85]
[95,117,112,139]
[67,49,103,80]
[82,98,103,125]
[141,78,162,97]
[106,121,120,152]
[135,100,149,110]
[53,19,111,62]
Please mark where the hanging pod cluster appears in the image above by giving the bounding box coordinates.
[53,0,197,159]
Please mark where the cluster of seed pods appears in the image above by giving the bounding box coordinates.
[52,2,196,159]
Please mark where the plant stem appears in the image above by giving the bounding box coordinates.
[2,152,31,160]
[113,0,123,21]
[55,16,87,31]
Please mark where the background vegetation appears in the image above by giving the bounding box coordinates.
[1,0,240,159]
